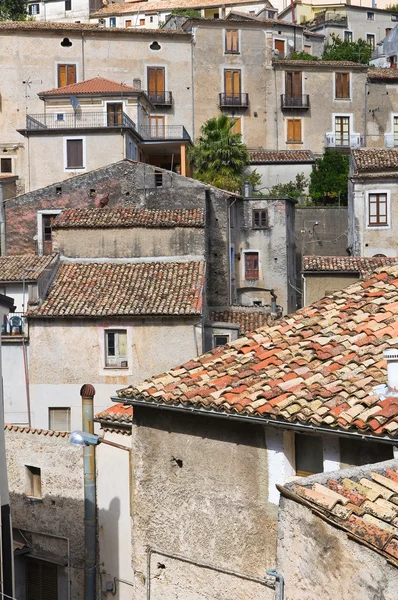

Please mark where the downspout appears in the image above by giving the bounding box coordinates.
[228,197,238,305]
[364,79,368,147]
[81,32,85,81]
[0,182,6,255]
[81,384,96,600]
[266,569,284,600]
[191,28,195,139]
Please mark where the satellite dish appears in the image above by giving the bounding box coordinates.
[103,0,108,4]
[288,39,294,47]
[70,95,79,111]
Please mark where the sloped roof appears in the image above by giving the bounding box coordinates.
[0,254,58,282]
[353,148,398,172]
[273,59,367,69]
[117,266,398,439]
[0,20,189,36]
[209,307,278,335]
[368,68,398,81]
[94,0,273,16]
[40,77,140,97]
[53,207,205,229]
[30,260,204,318]
[278,459,398,566]
[303,256,398,279]
[95,403,133,424]
[249,149,314,163]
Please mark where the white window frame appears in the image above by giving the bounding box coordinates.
[366,32,376,50]
[63,136,86,172]
[366,189,391,230]
[109,17,116,27]
[49,407,71,431]
[333,71,352,101]
[37,209,62,256]
[104,328,129,369]
[367,11,375,20]
[242,248,261,281]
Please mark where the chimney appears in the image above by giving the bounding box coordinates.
[133,78,141,89]
[383,349,398,392]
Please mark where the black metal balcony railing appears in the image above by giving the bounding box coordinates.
[308,12,347,28]
[140,125,191,140]
[25,111,137,131]
[147,91,173,106]
[219,93,249,108]
[281,94,310,109]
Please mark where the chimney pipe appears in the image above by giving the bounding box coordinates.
[383,349,398,392]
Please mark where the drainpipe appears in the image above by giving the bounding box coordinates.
[81,384,96,600]
[266,569,284,600]
[364,80,368,147]
[81,33,85,81]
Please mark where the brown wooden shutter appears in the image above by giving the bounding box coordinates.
[66,139,83,168]
[285,72,293,97]
[157,68,165,93]
[66,65,76,85]
[27,558,58,600]
[225,70,233,95]
[342,73,349,98]
[58,65,66,88]
[274,39,285,55]
[148,68,156,93]
[125,19,132,27]
[231,117,241,135]
[294,119,301,141]
[293,72,302,97]
[287,119,294,141]
[227,29,238,52]
[226,29,232,51]
[233,70,241,95]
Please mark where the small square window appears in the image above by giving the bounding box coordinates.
[139,18,145,26]
[1,158,12,173]
[344,31,352,42]
[49,408,71,431]
[252,209,268,229]
[56,113,64,121]
[244,252,259,279]
[150,16,154,22]
[125,19,132,28]
[109,17,116,27]
[26,465,42,498]
[65,0,72,10]
[105,330,128,368]
[28,3,40,15]
[367,11,374,20]
[213,334,230,348]
[295,434,323,477]
[155,172,163,187]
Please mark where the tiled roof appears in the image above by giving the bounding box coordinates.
[368,68,398,81]
[0,20,189,36]
[249,149,314,163]
[0,254,58,282]
[303,256,398,279]
[4,424,69,437]
[209,307,279,335]
[40,77,140,97]
[53,207,205,229]
[353,148,398,172]
[273,59,368,68]
[278,460,398,566]
[94,0,275,16]
[303,29,325,37]
[117,266,398,439]
[30,260,204,317]
[95,403,133,424]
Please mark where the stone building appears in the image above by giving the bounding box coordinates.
[108,266,398,599]
[27,0,102,22]
[277,458,398,600]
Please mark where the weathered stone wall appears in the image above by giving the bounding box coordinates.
[303,273,359,305]
[5,426,84,600]
[130,407,278,600]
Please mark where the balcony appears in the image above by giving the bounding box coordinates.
[307,12,348,28]
[25,112,137,131]
[385,134,398,148]
[147,91,173,107]
[325,133,364,148]
[281,94,310,110]
[140,125,191,141]
[219,93,249,109]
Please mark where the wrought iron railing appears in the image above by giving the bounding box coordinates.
[308,12,347,27]
[281,94,310,109]
[147,91,173,106]
[25,112,137,131]
[140,125,191,140]
[219,93,249,108]
[325,133,364,148]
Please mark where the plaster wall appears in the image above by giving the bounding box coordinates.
[52,226,205,258]
[130,407,278,600]
[295,207,348,258]
[5,427,85,599]
[3,342,30,425]
[28,317,201,429]
[250,162,314,190]
[365,79,398,148]
[303,273,359,305]
[31,0,102,22]
[277,484,398,600]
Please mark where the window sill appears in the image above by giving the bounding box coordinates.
[286,140,303,144]
[334,97,351,101]
[25,496,43,503]
[65,167,85,171]
[225,51,240,55]
[104,365,129,370]
[252,226,269,230]
[367,224,390,229]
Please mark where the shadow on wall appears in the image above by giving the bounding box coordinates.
[98,496,123,596]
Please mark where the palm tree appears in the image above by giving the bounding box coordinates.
[189,115,250,192]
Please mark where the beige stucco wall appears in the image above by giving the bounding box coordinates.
[130,408,278,600]
[28,318,202,429]
[303,273,359,305]
[53,226,205,258]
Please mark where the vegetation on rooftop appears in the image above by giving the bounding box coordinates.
[322,34,372,64]
[170,8,201,18]
[0,0,28,20]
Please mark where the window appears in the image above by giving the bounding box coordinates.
[231,117,241,135]
[150,15,154,22]
[295,434,323,477]
[56,113,64,121]
[367,11,375,20]
[27,558,57,600]
[225,29,239,53]
[335,116,349,146]
[285,71,302,99]
[147,66,165,103]
[394,116,398,144]
[107,103,123,126]
[65,0,72,9]
[26,465,42,498]
[214,12,219,18]
[109,17,116,27]
[1,158,12,173]
[224,69,241,101]
[244,252,259,279]
[140,18,145,25]
[335,72,350,99]
[213,334,230,348]
[126,19,132,27]
[57,64,76,88]
[49,408,71,431]
[105,330,128,367]
[386,28,392,36]
[252,209,268,229]
[367,33,375,49]
[28,3,40,15]
[155,171,163,187]
[287,118,302,143]
[368,193,388,226]
[274,39,285,57]
[42,214,58,254]
[304,44,312,54]
[344,31,352,42]
[66,139,84,169]
[149,115,165,137]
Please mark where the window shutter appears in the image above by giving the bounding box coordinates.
[293,72,302,97]
[231,30,238,52]
[49,408,71,431]
[66,65,76,85]
[336,72,344,98]
[294,119,301,141]
[66,139,83,168]
[233,70,241,95]
[226,29,232,51]
[148,68,156,93]
[156,68,165,93]
[274,39,285,55]
[285,72,293,97]
[27,558,58,600]
[342,73,349,98]
[58,65,66,88]
[42,561,58,600]
[27,560,41,600]
[287,119,295,141]
[231,117,241,135]
[225,70,233,95]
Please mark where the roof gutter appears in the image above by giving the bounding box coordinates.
[111,396,398,445]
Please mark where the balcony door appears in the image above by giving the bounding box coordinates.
[148,67,165,104]
[335,116,349,146]
[224,69,241,104]
[149,115,165,138]
[107,103,123,126]
[285,72,302,107]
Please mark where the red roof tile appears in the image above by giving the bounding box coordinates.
[95,403,133,424]
[249,150,314,163]
[40,76,141,97]
[0,254,58,282]
[117,266,398,438]
[53,207,205,229]
[368,68,398,81]
[279,461,398,566]
[303,256,398,279]
[30,260,204,318]
[353,148,398,172]
[209,307,280,335]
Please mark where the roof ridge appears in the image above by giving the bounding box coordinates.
[4,423,69,437]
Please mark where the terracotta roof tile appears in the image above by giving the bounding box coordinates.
[53,207,205,229]
[353,148,398,172]
[303,256,398,279]
[273,59,368,69]
[209,307,280,335]
[30,260,204,318]
[40,76,140,97]
[95,403,133,424]
[280,461,398,566]
[117,266,398,438]
[4,424,69,437]
[368,68,398,81]
[0,20,188,36]
[0,254,58,282]
[249,149,314,163]
[94,0,276,14]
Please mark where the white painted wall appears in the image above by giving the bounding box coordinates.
[266,428,295,504]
